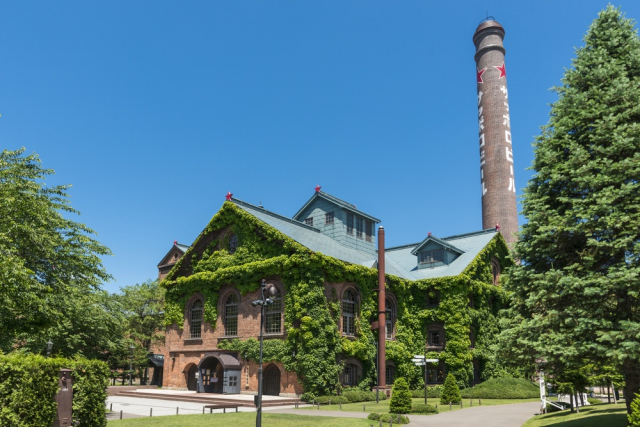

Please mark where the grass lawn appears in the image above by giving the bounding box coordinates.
[521,403,627,427]
[109,412,373,426]
[300,397,540,414]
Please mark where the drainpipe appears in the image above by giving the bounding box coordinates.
[378,226,386,391]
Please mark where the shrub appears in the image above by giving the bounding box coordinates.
[344,389,386,402]
[411,386,442,398]
[300,392,315,403]
[460,377,539,399]
[587,397,602,405]
[411,403,439,414]
[547,401,571,413]
[629,393,640,427]
[368,412,380,420]
[440,373,461,404]
[389,378,412,414]
[315,395,349,404]
[0,353,109,427]
[379,413,410,424]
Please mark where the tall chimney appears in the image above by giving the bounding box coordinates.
[377,226,386,389]
[473,19,518,246]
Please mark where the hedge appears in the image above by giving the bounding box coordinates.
[411,386,442,398]
[343,389,386,402]
[0,353,110,427]
[411,403,439,414]
[315,395,349,404]
[367,413,410,424]
[460,377,539,399]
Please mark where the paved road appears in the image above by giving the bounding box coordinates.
[107,395,540,426]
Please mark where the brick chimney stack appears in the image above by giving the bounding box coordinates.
[473,19,518,246]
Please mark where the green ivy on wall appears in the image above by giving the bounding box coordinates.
[161,202,513,395]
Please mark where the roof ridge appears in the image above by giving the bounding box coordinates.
[231,198,321,233]
[442,228,497,241]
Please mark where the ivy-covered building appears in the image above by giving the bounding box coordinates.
[159,189,512,398]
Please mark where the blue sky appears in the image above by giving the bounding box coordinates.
[2,1,639,293]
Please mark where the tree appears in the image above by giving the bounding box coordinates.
[630,394,640,426]
[389,377,412,414]
[0,148,112,351]
[500,6,640,415]
[440,373,461,404]
[117,280,165,351]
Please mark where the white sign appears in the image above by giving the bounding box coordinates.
[412,355,425,359]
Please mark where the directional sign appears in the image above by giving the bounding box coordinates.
[412,355,425,359]
[426,359,439,363]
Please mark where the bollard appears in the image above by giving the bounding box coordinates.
[363,404,366,412]
[479,398,482,406]
[110,403,112,412]
[317,402,320,410]
[340,402,342,410]
[449,402,452,410]
[120,410,123,420]
[203,406,205,414]
[379,421,382,427]
[329,399,332,406]
[471,399,473,407]
[461,401,463,408]
[177,406,179,415]
[150,408,153,417]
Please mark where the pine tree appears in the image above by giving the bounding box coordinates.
[501,6,640,415]
[389,377,412,414]
[629,394,640,427]
[440,373,461,404]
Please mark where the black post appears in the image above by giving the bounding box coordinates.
[256,279,266,427]
[129,345,135,386]
[375,341,379,403]
[424,352,427,405]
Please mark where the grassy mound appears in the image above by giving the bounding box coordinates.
[461,378,539,399]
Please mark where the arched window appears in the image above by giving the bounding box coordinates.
[491,258,500,286]
[229,234,238,254]
[224,294,239,336]
[385,363,395,385]
[265,285,282,334]
[190,299,203,339]
[342,290,357,336]
[342,363,358,386]
[385,297,396,340]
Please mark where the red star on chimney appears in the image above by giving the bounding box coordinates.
[495,63,506,79]
[225,192,233,201]
[477,68,486,83]
[315,185,321,193]
[173,240,177,245]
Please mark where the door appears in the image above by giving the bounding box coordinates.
[263,364,281,396]
[187,365,198,391]
[223,369,241,394]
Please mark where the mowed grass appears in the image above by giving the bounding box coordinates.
[521,403,627,427]
[109,412,373,427]
[300,397,540,414]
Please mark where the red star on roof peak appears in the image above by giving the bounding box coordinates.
[477,68,486,84]
[495,63,506,79]
[315,185,321,193]
[225,191,233,201]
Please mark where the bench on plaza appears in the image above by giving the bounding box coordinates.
[203,404,240,414]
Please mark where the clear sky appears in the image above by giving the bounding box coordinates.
[2,1,639,294]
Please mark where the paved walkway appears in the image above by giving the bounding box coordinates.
[107,394,540,426]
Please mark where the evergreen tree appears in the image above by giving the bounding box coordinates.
[629,394,640,427]
[440,373,461,404]
[500,6,640,415]
[389,377,412,414]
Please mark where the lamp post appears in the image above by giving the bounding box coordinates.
[46,339,53,357]
[412,356,439,405]
[251,279,276,427]
[129,345,135,386]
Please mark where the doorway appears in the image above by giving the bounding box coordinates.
[186,365,198,391]
[263,364,281,396]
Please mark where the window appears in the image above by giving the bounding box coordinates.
[342,290,356,336]
[305,217,314,227]
[427,364,445,384]
[470,330,476,348]
[229,234,238,254]
[265,286,282,334]
[365,220,373,242]
[342,363,358,386]
[385,297,396,340]
[356,217,364,239]
[224,294,239,336]
[429,331,441,346]
[427,324,444,348]
[385,364,395,385]
[325,212,334,225]
[420,249,444,265]
[190,299,203,339]
[491,258,501,285]
[427,290,440,308]
[347,213,354,235]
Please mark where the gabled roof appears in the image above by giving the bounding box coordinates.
[232,198,375,265]
[157,242,190,267]
[292,191,381,223]
[410,235,465,256]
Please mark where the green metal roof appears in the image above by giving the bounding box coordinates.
[292,191,381,223]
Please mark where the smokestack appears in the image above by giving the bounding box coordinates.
[473,19,518,246]
[377,226,386,390]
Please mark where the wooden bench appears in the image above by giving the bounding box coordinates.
[203,404,240,414]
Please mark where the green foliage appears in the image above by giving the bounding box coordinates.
[315,395,349,404]
[629,393,640,426]
[0,353,109,427]
[0,148,112,352]
[440,373,461,404]
[368,413,410,424]
[117,280,165,351]
[342,389,385,402]
[460,377,539,399]
[389,378,412,414]
[411,386,442,398]
[163,201,513,396]
[587,398,602,405]
[411,403,439,414]
[497,5,640,413]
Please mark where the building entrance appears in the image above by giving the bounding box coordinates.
[196,353,242,394]
[263,364,281,396]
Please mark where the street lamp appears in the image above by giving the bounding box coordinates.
[46,339,53,357]
[251,279,276,427]
[411,355,439,405]
[129,345,135,386]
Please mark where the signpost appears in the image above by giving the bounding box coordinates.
[412,356,439,405]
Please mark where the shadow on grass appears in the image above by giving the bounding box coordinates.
[549,414,626,427]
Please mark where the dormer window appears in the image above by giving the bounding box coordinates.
[419,249,444,265]
[325,212,334,225]
[305,217,314,227]
[347,213,354,235]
